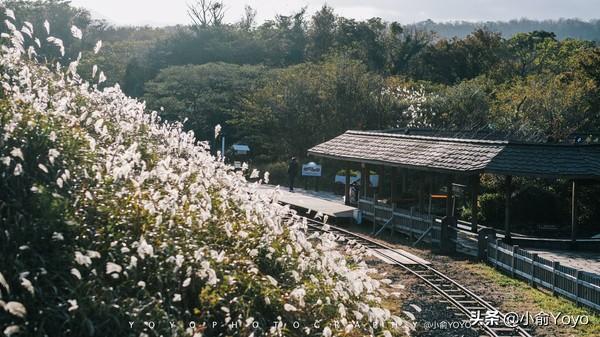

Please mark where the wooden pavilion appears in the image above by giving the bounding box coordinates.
[308,130,600,243]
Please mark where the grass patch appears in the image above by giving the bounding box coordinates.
[466,262,600,337]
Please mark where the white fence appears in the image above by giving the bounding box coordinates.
[358,198,440,244]
[487,240,600,312]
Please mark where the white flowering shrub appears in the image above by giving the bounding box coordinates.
[0,14,407,337]
[381,85,436,128]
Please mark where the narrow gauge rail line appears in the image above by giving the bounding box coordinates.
[295,214,533,337]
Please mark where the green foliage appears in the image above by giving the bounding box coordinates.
[143,62,266,141]
[491,72,597,140]
[1,0,91,59]
[230,56,390,160]
[409,29,505,84]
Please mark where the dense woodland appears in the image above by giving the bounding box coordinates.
[2,0,600,234]
[412,18,600,41]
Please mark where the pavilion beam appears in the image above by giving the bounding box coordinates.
[504,175,513,243]
[471,174,480,233]
[571,180,578,245]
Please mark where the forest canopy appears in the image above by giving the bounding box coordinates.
[3,0,599,163]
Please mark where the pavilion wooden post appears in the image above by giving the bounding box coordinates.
[504,175,513,243]
[390,167,398,205]
[378,166,385,201]
[445,176,454,218]
[427,175,433,217]
[360,163,367,199]
[365,165,371,198]
[471,174,480,233]
[417,173,424,213]
[344,168,351,205]
[571,180,578,246]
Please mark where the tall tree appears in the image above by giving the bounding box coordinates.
[306,5,336,60]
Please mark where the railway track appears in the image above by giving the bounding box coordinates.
[295,214,533,337]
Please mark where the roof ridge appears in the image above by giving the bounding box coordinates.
[346,130,509,145]
[347,130,600,148]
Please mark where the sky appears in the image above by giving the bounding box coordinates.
[69,0,600,27]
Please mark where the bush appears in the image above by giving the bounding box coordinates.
[0,19,407,337]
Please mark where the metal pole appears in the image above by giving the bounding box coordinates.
[221,135,225,162]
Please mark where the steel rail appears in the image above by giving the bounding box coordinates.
[293,215,533,337]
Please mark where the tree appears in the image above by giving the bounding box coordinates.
[237,5,256,31]
[187,0,225,28]
[256,8,308,66]
[491,72,597,141]
[409,29,504,84]
[230,56,389,160]
[306,5,336,60]
[143,63,266,141]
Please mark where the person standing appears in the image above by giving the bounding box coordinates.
[287,157,298,192]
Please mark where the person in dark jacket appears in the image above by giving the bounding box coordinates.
[287,157,298,192]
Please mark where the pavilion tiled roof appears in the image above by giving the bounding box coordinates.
[308,131,600,179]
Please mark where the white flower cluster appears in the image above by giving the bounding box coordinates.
[0,12,408,337]
[382,85,436,128]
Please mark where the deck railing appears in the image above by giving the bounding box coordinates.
[358,197,600,311]
[358,197,441,245]
[487,239,600,312]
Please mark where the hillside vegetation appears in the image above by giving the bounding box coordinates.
[0,15,410,337]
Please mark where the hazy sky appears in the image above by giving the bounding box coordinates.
[69,0,600,27]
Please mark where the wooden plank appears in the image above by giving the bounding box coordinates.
[257,185,356,218]
[372,248,430,265]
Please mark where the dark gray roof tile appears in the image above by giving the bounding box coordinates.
[308,131,600,178]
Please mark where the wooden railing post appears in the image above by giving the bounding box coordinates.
[477,228,496,261]
[552,261,559,296]
[494,238,501,269]
[390,203,396,237]
[430,217,436,249]
[511,245,519,277]
[575,270,581,307]
[372,195,378,233]
[409,207,415,240]
[530,253,537,288]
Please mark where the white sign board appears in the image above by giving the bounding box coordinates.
[302,162,322,177]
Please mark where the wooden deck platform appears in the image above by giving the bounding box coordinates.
[371,248,430,265]
[256,185,356,218]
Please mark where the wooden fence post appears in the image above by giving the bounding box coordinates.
[409,207,414,240]
[430,217,436,250]
[372,195,378,233]
[511,245,519,277]
[552,261,559,296]
[495,238,501,269]
[477,228,495,261]
[530,253,537,288]
[390,203,396,237]
[575,270,581,307]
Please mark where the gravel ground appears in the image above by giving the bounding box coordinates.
[367,256,480,337]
